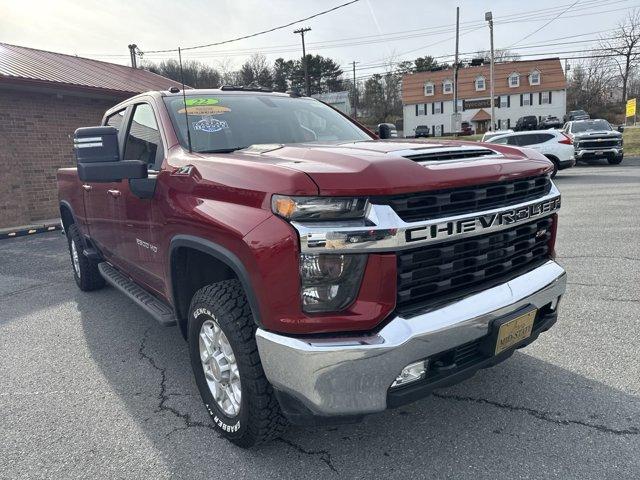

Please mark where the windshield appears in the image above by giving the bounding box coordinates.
[163,94,371,153]
[571,120,611,133]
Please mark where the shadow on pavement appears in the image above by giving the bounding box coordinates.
[75,288,640,478]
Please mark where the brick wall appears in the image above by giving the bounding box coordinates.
[0,88,120,228]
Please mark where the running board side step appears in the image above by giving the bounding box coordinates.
[98,262,176,327]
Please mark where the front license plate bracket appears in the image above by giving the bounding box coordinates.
[480,306,537,357]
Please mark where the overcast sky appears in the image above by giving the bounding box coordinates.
[1,0,636,79]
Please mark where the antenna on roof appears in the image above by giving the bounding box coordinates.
[178,47,193,154]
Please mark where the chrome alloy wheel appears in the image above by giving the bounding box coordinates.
[199,319,242,417]
[70,239,81,277]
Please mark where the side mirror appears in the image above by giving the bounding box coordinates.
[74,126,147,182]
[617,125,625,133]
[378,124,392,139]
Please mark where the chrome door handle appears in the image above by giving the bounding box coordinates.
[107,189,121,198]
[82,184,92,191]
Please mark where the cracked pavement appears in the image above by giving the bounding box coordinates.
[1,158,639,479]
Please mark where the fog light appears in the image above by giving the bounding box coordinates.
[391,360,428,388]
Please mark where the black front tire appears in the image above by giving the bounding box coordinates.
[188,280,287,447]
[608,155,623,165]
[66,224,105,291]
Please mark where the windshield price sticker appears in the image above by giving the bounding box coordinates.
[179,105,231,115]
[186,98,219,106]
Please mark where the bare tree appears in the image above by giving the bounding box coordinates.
[474,49,521,63]
[567,55,617,117]
[217,58,242,86]
[600,8,640,102]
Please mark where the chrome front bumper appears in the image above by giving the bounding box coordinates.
[256,260,566,417]
[576,147,622,158]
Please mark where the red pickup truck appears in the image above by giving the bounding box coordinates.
[57,87,566,447]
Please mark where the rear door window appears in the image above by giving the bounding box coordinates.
[507,135,523,146]
[517,134,541,146]
[123,103,163,169]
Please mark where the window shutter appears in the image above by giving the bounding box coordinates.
[440,101,443,113]
[424,104,427,115]
[549,91,552,104]
[415,104,418,116]
[520,94,523,107]
[441,124,444,135]
[507,95,511,108]
[507,118,511,129]
[431,125,435,135]
[530,93,533,105]
[538,92,542,105]
[431,103,434,114]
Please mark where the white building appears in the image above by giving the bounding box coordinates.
[402,58,567,136]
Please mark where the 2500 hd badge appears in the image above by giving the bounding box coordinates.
[406,197,561,242]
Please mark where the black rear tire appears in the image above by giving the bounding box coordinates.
[66,224,105,291]
[188,279,287,447]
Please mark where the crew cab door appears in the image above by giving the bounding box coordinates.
[82,109,127,259]
[116,102,166,295]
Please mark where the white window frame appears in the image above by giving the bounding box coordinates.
[523,94,531,106]
[530,70,541,85]
[475,76,486,91]
[442,80,453,94]
[434,102,442,114]
[500,95,509,108]
[541,91,551,104]
[509,72,520,88]
[424,82,435,96]
[417,104,426,115]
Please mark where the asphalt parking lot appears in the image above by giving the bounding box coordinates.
[1,158,639,480]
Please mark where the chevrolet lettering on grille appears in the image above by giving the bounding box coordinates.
[406,197,561,242]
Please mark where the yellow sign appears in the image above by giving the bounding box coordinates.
[626,98,636,117]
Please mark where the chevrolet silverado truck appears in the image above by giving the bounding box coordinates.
[57,87,566,447]
[563,119,624,164]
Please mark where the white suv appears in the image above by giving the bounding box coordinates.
[484,130,576,177]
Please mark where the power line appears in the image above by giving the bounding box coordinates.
[142,0,360,54]
[507,0,580,48]
[77,0,629,63]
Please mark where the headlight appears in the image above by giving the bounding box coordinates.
[272,195,369,221]
[300,254,367,313]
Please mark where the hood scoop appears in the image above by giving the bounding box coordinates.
[402,146,497,164]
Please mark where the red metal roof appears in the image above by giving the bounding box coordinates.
[0,43,184,96]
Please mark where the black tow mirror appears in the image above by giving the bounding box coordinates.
[74,126,147,182]
[617,125,625,133]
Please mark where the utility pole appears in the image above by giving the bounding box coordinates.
[453,6,460,135]
[485,11,495,132]
[128,44,138,68]
[294,27,311,96]
[352,61,359,118]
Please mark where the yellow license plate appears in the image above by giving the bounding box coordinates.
[495,309,537,355]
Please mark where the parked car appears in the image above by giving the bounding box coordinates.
[459,121,474,135]
[414,125,430,138]
[486,130,575,177]
[563,119,623,164]
[514,116,538,131]
[564,109,590,122]
[481,129,513,142]
[539,116,563,129]
[58,87,565,446]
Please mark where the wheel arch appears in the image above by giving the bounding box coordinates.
[168,235,263,339]
[59,201,76,232]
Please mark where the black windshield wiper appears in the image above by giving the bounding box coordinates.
[197,146,249,154]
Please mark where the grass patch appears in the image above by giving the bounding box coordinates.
[623,126,640,156]
[437,134,483,141]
